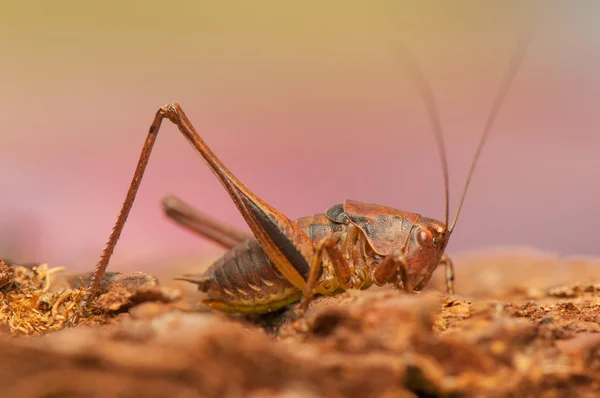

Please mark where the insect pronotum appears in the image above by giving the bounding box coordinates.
[70,30,533,322]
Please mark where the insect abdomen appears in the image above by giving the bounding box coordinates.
[196,212,345,314]
[199,238,302,314]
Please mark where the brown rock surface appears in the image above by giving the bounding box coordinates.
[2,249,600,397]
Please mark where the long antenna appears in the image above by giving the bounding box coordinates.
[449,27,535,233]
[397,45,450,229]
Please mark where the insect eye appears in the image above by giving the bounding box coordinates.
[417,229,432,246]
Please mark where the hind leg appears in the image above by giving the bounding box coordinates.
[162,194,252,249]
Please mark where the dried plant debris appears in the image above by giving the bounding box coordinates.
[0,259,14,289]
[2,254,600,397]
[0,263,83,335]
[0,263,181,336]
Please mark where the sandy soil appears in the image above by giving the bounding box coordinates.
[2,249,600,397]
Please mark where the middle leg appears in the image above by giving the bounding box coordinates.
[298,236,351,314]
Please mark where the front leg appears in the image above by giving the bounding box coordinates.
[373,251,412,293]
[439,255,455,294]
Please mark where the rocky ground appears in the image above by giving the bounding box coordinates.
[1,248,600,397]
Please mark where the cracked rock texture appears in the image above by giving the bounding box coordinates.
[2,249,600,397]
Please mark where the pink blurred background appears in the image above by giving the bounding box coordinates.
[1,1,599,273]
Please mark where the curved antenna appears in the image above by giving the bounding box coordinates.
[449,28,535,233]
[397,45,450,229]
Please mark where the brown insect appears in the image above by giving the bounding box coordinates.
[70,33,532,322]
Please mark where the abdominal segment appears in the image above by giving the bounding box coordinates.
[199,238,302,313]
